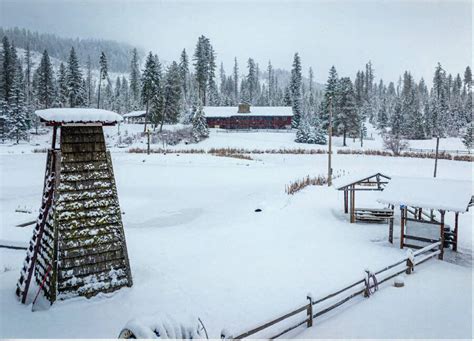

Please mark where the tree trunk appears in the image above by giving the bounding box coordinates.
[143,101,149,132]
[343,129,347,147]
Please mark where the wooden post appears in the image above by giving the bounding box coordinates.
[306,295,313,327]
[350,186,355,223]
[147,129,151,155]
[400,206,405,249]
[389,215,394,244]
[453,212,459,252]
[418,208,422,220]
[51,126,58,150]
[344,189,348,214]
[327,96,333,187]
[433,136,440,178]
[439,210,445,260]
[406,257,414,274]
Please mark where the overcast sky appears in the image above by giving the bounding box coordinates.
[1,0,471,84]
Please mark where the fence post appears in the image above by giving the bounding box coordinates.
[306,295,313,328]
[406,257,414,274]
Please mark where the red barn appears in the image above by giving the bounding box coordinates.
[204,104,293,130]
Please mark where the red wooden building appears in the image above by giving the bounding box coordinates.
[204,104,293,130]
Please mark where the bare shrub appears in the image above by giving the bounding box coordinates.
[382,134,409,156]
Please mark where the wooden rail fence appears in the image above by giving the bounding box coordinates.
[222,242,442,339]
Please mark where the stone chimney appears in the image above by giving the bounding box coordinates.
[238,103,250,113]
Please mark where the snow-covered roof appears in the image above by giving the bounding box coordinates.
[377,176,472,212]
[36,108,122,125]
[123,111,146,118]
[203,106,293,118]
[334,172,391,190]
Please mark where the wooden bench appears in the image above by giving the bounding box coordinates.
[354,208,394,223]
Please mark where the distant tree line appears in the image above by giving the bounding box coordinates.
[0,27,142,72]
[0,31,471,148]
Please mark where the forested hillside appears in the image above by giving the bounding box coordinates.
[0,27,142,72]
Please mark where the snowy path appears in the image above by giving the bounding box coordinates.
[0,152,472,338]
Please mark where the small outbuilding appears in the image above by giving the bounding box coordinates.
[123,111,146,123]
[377,176,472,259]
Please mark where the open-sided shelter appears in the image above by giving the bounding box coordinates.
[334,172,393,225]
[377,176,472,259]
[16,108,133,305]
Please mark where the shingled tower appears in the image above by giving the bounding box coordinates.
[16,109,132,305]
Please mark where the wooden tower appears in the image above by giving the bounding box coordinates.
[16,109,132,305]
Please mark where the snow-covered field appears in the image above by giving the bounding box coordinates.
[0,126,472,338]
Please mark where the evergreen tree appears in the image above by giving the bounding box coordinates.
[430,63,449,137]
[66,47,83,107]
[193,35,211,104]
[207,45,218,105]
[320,66,338,128]
[159,61,182,131]
[85,56,93,106]
[192,101,209,142]
[120,76,130,113]
[57,62,68,107]
[295,115,326,144]
[462,122,472,149]
[8,63,28,143]
[245,58,258,104]
[179,49,190,107]
[290,53,303,128]
[129,48,141,109]
[233,57,239,104]
[334,77,359,146]
[141,52,160,131]
[36,50,55,109]
[1,36,15,102]
[97,51,108,108]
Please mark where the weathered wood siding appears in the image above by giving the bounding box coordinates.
[28,126,133,302]
[206,115,292,129]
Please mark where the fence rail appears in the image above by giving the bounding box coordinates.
[225,242,441,340]
[406,147,471,155]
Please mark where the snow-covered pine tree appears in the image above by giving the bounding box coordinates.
[295,116,326,145]
[246,58,258,104]
[57,62,68,107]
[36,50,55,109]
[233,57,239,104]
[1,36,15,103]
[462,122,472,149]
[193,35,211,104]
[141,52,159,131]
[97,51,108,109]
[320,66,338,129]
[8,63,28,143]
[159,61,182,131]
[85,56,93,107]
[66,47,83,108]
[192,101,209,142]
[334,77,359,146]
[207,45,219,106]
[179,49,190,107]
[290,53,303,128]
[121,76,130,113]
[129,48,141,109]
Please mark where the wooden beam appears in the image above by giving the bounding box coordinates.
[344,189,348,214]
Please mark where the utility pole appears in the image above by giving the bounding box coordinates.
[433,136,440,177]
[328,96,333,186]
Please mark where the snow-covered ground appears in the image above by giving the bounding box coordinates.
[0,126,472,338]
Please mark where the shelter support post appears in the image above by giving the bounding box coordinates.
[388,204,394,244]
[400,206,406,249]
[350,185,355,223]
[418,208,422,220]
[344,189,348,214]
[439,210,445,260]
[453,212,459,252]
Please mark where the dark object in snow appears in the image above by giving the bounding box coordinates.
[394,276,405,288]
[16,110,133,306]
[255,208,262,212]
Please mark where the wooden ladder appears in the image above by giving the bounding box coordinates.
[16,153,56,304]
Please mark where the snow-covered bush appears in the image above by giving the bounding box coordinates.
[295,118,326,145]
[462,122,472,149]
